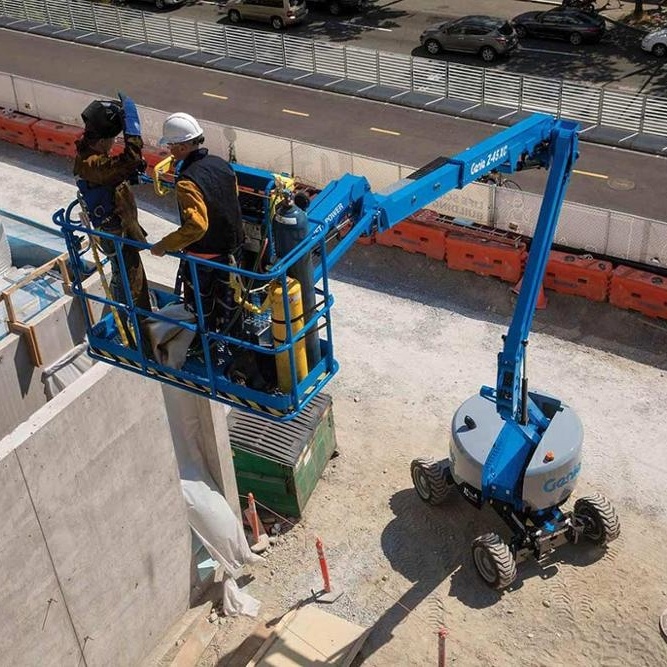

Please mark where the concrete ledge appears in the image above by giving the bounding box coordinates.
[234,61,285,76]
[326,78,375,95]
[357,84,409,102]
[263,66,312,84]
[395,91,443,109]
[464,103,519,123]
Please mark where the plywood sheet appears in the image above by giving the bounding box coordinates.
[247,606,369,667]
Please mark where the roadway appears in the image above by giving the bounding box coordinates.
[140,0,667,95]
[1,28,666,221]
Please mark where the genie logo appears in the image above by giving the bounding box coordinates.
[543,462,581,493]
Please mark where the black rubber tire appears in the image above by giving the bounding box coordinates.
[569,32,583,46]
[271,15,284,30]
[479,46,498,63]
[410,457,452,505]
[155,0,165,8]
[424,39,442,55]
[653,43,667,58]
[574,494,621,546]
[328,1,341,15]
[228,9,241,23]
[515,24,527,39]
[471,533,517,589]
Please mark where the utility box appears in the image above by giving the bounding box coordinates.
[227,393,337,519]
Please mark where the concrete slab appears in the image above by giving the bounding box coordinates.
[425,97,478,116]
[294,73,342,89]
[263,67,312,84]
[628,133,667,155]
[178,51,226,66]
[247,606,369,666]
[326,78,375,95]
[357,84,409,103]
[396,91,443,109]
[465,103,517,124]
[208,56,256,73]
[234,61,283,77]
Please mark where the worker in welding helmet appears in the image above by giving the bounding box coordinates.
[74,95,151,329]
[151,112,245,345]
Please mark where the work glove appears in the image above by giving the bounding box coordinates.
[118,91,141,137]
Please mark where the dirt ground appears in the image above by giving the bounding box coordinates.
[196,242,667,666]
[5,143,667,666]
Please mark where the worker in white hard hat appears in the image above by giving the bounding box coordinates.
[150,112,245,354]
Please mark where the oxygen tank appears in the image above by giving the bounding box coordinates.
[270,277,308,392]
[272,197,321,369]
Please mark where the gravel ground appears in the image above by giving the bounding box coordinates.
[200,244,667,666]
[5,142,667,666]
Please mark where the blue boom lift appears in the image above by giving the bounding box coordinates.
[53,112,619,587]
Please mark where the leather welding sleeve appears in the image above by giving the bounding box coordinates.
[152,180,208,254]
[73,135,145,186]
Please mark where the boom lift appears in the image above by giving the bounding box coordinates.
[53,113,619,587]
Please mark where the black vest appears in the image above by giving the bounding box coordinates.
[177,149,244,254]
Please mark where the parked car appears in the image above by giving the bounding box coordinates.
[419,15,518,63]
[511,8,605,45]
[306,0,366,15]
[223,0,308,29]
[134,0,185,9]
[641,28,667,58]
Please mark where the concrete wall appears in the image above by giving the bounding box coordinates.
[0,274,104,441]
[0,362,192,667]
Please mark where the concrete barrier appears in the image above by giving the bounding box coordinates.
[0,362,192,666]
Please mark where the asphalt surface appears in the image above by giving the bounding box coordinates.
[137,0,667,95]
[1,28,666,221]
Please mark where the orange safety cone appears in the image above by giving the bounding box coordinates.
[512,277,548,309]
[312,537,343,603]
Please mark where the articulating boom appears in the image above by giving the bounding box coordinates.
[54,113,577,423]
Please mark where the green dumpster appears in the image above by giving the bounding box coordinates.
[228,393,337,519]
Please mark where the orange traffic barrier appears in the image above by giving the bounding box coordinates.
[512,276,548,309]
[0,109,38,149]
[376,219,447,260]
[544,251,612,302]
[32,119,82,158]
[446,232,526,283]
[410,208,444,226]
[609,265,667,320]
[315,537,332,594]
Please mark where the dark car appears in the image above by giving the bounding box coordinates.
[420,15,518,63]
[307,0,366,15]
[511,8,605,45]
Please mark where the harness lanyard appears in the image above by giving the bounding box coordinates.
[77,193,133,347]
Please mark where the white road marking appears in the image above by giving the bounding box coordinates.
[203,92,228,100]
[282,108,310,117]
[343,21,392,32]
[519,46,577,57]
[370,127,400,136]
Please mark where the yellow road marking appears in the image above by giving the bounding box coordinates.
[573,169,608,180]
[202,92,228,100]
[370,127,401,136]
[282,108,310,117]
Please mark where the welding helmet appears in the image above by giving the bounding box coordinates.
[81,100,124,139]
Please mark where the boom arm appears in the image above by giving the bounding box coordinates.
[307,113,579,426]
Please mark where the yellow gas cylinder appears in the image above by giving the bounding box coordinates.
[270,277,308,392]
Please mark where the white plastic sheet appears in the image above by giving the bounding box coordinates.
[41,343,95,399]
[145,303,196,369]
[162,385,262,617]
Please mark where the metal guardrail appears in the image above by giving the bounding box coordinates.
[2,0,667,137]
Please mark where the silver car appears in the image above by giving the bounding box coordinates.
[641,28,667,58]
[420,15,518,63]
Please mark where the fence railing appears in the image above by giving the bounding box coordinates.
[2,0,667,137]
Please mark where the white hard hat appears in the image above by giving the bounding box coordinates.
[159,112,204,145]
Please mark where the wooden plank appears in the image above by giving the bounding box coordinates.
[247,606,369,667]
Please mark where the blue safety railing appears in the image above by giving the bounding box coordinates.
[52,198,338,421]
